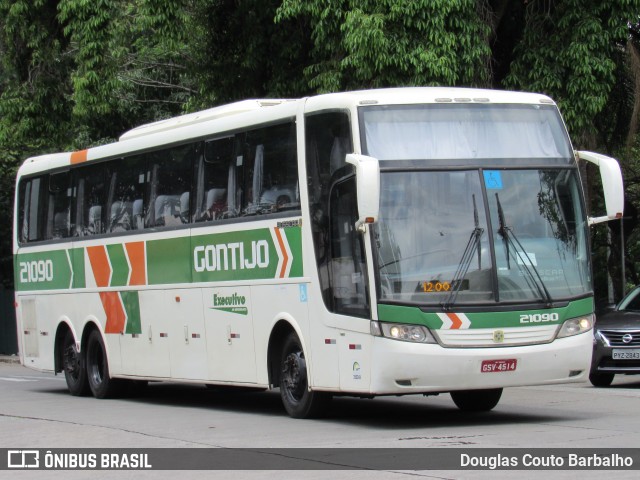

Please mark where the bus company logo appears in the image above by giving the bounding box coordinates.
[210,292,248,315]
[8,450,39,469]
[353,362,361,380]
[493,330,505,343]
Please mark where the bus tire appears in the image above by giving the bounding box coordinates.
[589,371,614,387]
[62,329,89,396]
[450,388,503,412]
[279,332,331,418]
[85,329,122,399]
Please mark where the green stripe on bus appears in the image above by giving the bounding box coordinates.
[284,226,303,277]
[121,291,142,334]
[377,297,594,329]
[14,250,73,291]
[71,247,86,288]
[146,236,192,285]
[189,229,279,283]
[107,243,129,287]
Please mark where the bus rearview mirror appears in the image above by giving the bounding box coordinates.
[576,151,624,225]
[345,153,380,232]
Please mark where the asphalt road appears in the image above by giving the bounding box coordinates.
[0,362,639,480]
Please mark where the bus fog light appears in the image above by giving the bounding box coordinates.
[380,323,436,343]
[557,314,593,338]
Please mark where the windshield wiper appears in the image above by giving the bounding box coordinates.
[495,193,553,307]
[443,195,484,310]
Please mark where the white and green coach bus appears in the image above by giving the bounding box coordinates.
[13,88,624,418]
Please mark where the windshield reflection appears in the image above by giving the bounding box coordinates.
[373,169,590,306]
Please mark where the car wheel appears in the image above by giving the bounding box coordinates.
[589,371,614,387]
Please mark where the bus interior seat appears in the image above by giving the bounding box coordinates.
[155,195,181,227]
[53,212,69,238]
[109,201,133,232]
[132,199,144,230]
[205,188,226,219]
[180,192,190,222]
[87,206,102,235]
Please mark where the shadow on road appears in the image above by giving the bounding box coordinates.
[36,380,591,431]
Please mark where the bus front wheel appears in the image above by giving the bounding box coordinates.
[86,329,122,399]
[279,332,331,418]
[450,388,503,412]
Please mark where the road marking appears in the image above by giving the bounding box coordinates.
[0,376,63,382]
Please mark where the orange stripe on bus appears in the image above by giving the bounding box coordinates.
[448,313,463,329]
[125,241,146,286]
[70,149,88,164]
[87,246,111,288]
[100,292,126,334]
[273,227,289,278]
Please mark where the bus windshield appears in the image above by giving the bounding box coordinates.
[362,104,590,306]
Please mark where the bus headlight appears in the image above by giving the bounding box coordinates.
[557,314,593,338]
[371,321,436,343]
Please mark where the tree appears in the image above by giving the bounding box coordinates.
[1,0,640,299]
[276,0,492,91]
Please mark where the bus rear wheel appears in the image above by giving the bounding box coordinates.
[450,388,503,412]
[86,329,122,398]
[279,332,331,418]
[62,330,89,396]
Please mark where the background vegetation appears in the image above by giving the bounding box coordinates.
[1,0,639,305]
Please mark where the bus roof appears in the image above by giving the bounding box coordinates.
[17,87,556,177]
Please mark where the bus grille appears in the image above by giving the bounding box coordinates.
[433,325,558,348]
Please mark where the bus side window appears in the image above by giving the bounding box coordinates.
[45,172,72,240]
[242,122,298,216]
[17,176,46,243]
[106,156,147,233]
[75,164,108,236]
[197,137,234,222]
[305,111,354,311]
[328,177,370,318]
[146,144,194,228]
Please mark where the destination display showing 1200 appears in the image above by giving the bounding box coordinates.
[421,279,469,293]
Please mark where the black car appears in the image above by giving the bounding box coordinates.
[590,286,640,387]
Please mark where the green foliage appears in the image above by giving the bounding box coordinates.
[0,0,639,298]
[276,0,492,92]
[504,0,638,144]
[185,0,311,109]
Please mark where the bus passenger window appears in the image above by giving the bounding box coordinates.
[18,177,46,243]
[46,172,71,239]
[107,156,147,233]
[75,164,108,236]
[242,122,298,216]
[197,137,234,222]
[146,144,194,228]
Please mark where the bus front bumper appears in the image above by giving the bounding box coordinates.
[368,330,592,394]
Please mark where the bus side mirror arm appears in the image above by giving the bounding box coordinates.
[345,153,380,233]
[575,150,624,226]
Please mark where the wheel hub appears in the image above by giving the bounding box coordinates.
[282,352,307,399]
[63,345,79,377]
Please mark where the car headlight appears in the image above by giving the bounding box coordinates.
[557,314,593,338]
[371,321,436,343]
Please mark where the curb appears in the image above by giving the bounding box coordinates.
[0,356,20,364]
